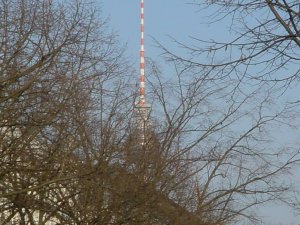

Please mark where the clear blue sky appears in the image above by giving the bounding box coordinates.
[100,0,218,62]
[100,1,299,225]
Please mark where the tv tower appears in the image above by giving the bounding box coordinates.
[134,0,151,142]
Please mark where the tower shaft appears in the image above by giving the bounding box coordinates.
[134,0,151,144]
[139,0,146,106]
[136,0,149,110]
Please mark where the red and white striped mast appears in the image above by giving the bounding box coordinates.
[138,0,146,106]
[135,0,150,138]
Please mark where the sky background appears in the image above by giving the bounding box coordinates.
[100,0,217,63]
[100,1,299,224]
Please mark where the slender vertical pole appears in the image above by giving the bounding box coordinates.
[139,0,145,106]
[134,0,150,146]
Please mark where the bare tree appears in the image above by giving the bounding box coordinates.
[159,0,300,88]
[155,1,300,222]
[0,0,130,224]
[146,58,300,225]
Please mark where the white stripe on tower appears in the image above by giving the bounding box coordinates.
[139,0,145,106]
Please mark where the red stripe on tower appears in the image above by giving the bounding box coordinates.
[140,51,144,57]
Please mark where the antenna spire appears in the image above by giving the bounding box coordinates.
[139,0,146,106]
[134,0,151,144]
